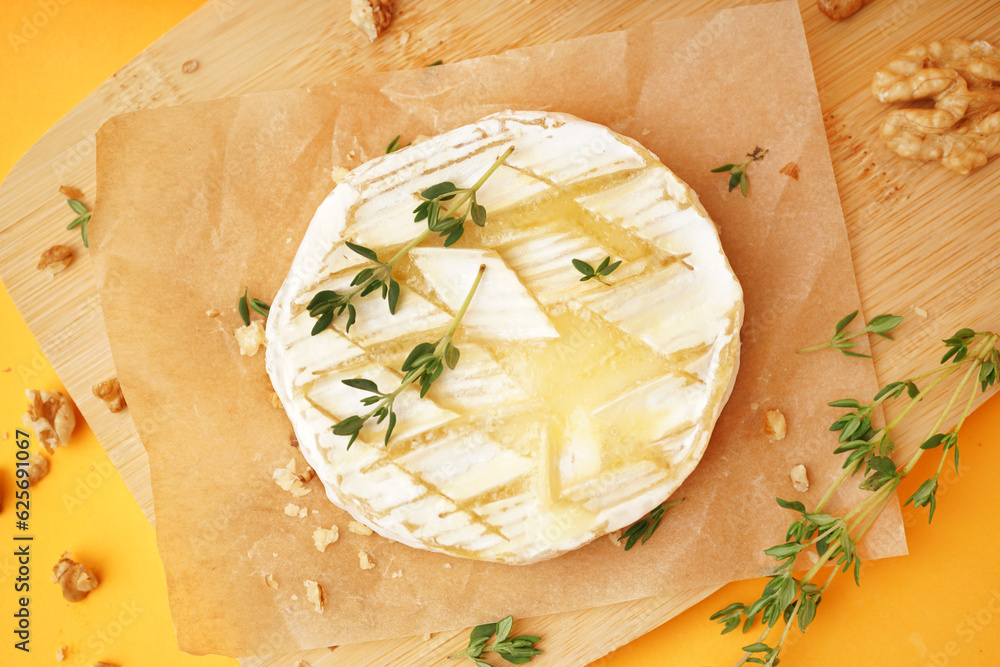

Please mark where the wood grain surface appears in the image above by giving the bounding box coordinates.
[0,1,997,665]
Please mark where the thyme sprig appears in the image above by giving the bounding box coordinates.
[711,146,767,197]
[449,615,543,666]
[66,199,92,247]
[572,256,621,285]
[333,264,485,449]
[620,498,684,551]
[798,310,903,357]
[713,325,1000,667]
[307,147,513,336]
[385,135,411,154]
[237,288,270,327]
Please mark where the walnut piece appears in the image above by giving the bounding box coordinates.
[350,0,393,42]
[92,377,127,413]
[264,573,278,589]
[762,409,787,441]
[789,464,810,492]
[59,185,85,200]
[817,0,869,20]
[358,550,375,570]
[872,39,1000,174]
[313,525,340,552]
[22,390,75,454]
[273,459,312,497]
[779,162,800,180]
[331,166,350,183]
[269,392,283,409]
[56,645,67,660]
[26,453,49,485]
[37,245,74,275]
[52,552,99,602]
[284,503,308,519]
[348,521,373,536]
[304,580,325,613]
[235,320,266,356]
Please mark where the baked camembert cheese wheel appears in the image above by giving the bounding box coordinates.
[266,111,743,565]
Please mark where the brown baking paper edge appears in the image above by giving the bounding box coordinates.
[90,2,906,658]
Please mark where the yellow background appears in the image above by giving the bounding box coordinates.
[1,1,999,665]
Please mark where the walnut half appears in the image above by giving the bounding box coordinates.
[52,552,99,602]
[22,390,75,454]
[92,377,127,413]
[872,39,1000,174]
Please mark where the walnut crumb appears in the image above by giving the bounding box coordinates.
[27,453,49,485]
[779,161,800,180]
[608,530,623,548]
[331,166,350,183]
[348,521,373,536]
[398,30,410,46]
[269,392,283,409]
[51,552,99,602]
[390,569,402,578]
[412,134,431,145]
[182,59,199,73]
[762,409,787,441]
[313,526,340,552]
[913,306,928,318]
[284,503,307,519]
[273,459,312,497]
[37,245,74,275]
[59,185,85,200]
[264,573,278,589]
[92,378,127,413]
[421,633,432,641]
[304,580,325,613]
[22,389,75,454]
[56,645,67,661]
[358,550,375,570]
[350,0,394,42]
[206,309,220,317]
[235,320,266,356]
[641,128,651,136]
[750,402,760,410]
[443,563,451,569]
[789,464,810,492]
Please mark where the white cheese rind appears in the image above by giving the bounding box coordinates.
[266,110,743,565]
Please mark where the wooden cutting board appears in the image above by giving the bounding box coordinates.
[0,1,997,665]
